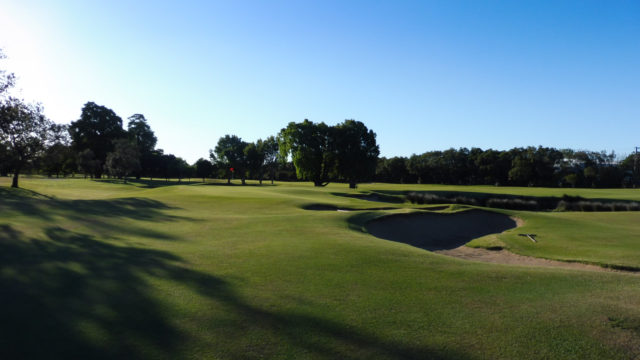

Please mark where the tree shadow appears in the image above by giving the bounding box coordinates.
[198,181,279,187]
[94,179,198,188]
[0,188,195,241]
[94,178,281,188]
[330,191,405,204]
[301,203,399,211]
[0,225,213,359]
[0,224,476,359]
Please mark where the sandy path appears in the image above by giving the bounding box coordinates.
[435,246,637,274]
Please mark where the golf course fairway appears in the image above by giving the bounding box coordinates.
[1,177,640,359]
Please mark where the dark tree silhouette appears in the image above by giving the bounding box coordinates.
[127,114,157,179]
[0,99,53,188]
[194,158,215,182]
[260,136,279,184]
[214,135,248,185]
[244,142,265,184]
[333,119,379,188]
[69,102,126,178]
[106,139,141,182]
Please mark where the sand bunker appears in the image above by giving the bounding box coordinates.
[365,210,517,251]
[365,210,638,274]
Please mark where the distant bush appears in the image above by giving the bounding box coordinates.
[407,192,640,212]
[486,198,539,211]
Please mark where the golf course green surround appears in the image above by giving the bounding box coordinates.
[2,177,640,359]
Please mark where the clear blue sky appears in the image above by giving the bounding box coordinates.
[1,0,638,163]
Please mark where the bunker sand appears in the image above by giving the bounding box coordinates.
[366,210,637,274]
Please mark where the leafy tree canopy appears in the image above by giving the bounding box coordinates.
[214,135,248,184]
[69,102,126,177]
[278,119,334,187]
[333,119,379,188]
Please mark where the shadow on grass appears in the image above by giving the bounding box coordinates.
[94,178,199,188]
[198,181,279,187]
[330,191,405,204]
[0,187,197,241]
[0,224,475,360]
[94,178,280,188]
[302,203,399,211]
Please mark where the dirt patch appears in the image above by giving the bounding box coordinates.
[434,246,635,273]
[365,210,517,251]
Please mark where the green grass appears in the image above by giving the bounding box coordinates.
[2,177,640,359]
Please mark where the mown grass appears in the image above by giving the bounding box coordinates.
[1,177,640,359]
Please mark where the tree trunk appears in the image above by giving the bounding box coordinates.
[227,177,231,184]
[313,180,329,187]
[11,168,20,188]
[349,182,357,189]
[241,177,246,185]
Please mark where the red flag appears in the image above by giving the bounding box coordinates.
[230,167,235,172]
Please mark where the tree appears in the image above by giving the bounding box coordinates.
[376,157,409,183]
[214,135,248,184]
[0,98,53,188]
[127,114,157,179]
[42,124,74,178]
[260,136,279,184]
[175,157,191,182]
[333,119,379,188]
[69,102,126,178]
[245,142,265,184]
[278,119,335,186]
[195,158,214,182]
[106,139,140,182]
[77,149,100,178]
[0,141,11,176]
[0,49,15,96]
[127,114,157,153]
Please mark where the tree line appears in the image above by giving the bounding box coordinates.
[1,48,638,189]
[377,147,637,188]
[0,50,381,188]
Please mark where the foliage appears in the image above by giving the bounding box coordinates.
[214,135,248,184]
[377,146,626,188]
[106,139,141,181]
[127,114,157,154]
[194,158,215,182]
[0,49,15,96]
[0,98,53,187]
[278,119,335,186]
[69,102,126,177]
[333,119,379,188]
[76,149,101,178]
[244,142,265,183]
[260,136,279,184]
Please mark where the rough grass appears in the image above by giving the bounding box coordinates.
[2,177,640,359]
